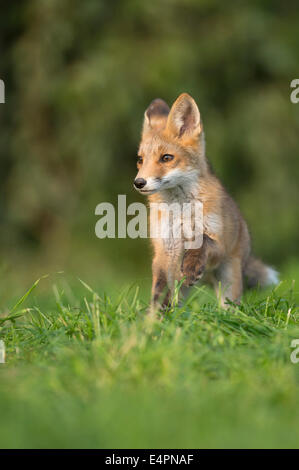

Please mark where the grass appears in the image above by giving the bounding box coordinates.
[0,270,299,449]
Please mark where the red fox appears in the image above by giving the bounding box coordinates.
[134,93,278,309]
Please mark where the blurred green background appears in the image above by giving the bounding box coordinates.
[1,0,299,302]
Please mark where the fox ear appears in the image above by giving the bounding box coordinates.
[166,93,202,139]
[143,98,170,133]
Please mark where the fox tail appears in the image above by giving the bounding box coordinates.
[244,256,279,289]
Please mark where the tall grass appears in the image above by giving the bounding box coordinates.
[0,274,299,448]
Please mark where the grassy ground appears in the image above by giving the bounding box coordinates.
[0,268,299,449]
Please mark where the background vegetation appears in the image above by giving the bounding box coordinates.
[0,0,299,449]
[1,0,299,297]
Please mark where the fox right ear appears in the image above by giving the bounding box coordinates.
[166,93,202,140]
[143,98,170,133]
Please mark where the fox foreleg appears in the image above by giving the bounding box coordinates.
[181,234,217,287]
[151,257,171,311]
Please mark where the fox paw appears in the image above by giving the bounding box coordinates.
[181,251,205,287]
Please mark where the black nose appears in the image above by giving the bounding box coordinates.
[134,178,147,189]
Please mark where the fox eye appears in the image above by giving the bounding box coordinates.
[160,154,174,163]
[137,156,143,164]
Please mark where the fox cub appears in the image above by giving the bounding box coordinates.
[134,93,278,309]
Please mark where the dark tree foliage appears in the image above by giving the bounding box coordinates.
[0,1,298,279]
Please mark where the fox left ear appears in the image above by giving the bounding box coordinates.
[166,93,202,139]
[143,98,170,133]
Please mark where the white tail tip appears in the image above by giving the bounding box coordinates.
[265,267,279,286]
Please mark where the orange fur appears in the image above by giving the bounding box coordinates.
[134,93,277,310]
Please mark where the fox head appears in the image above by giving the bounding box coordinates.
[134,93,207,195]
